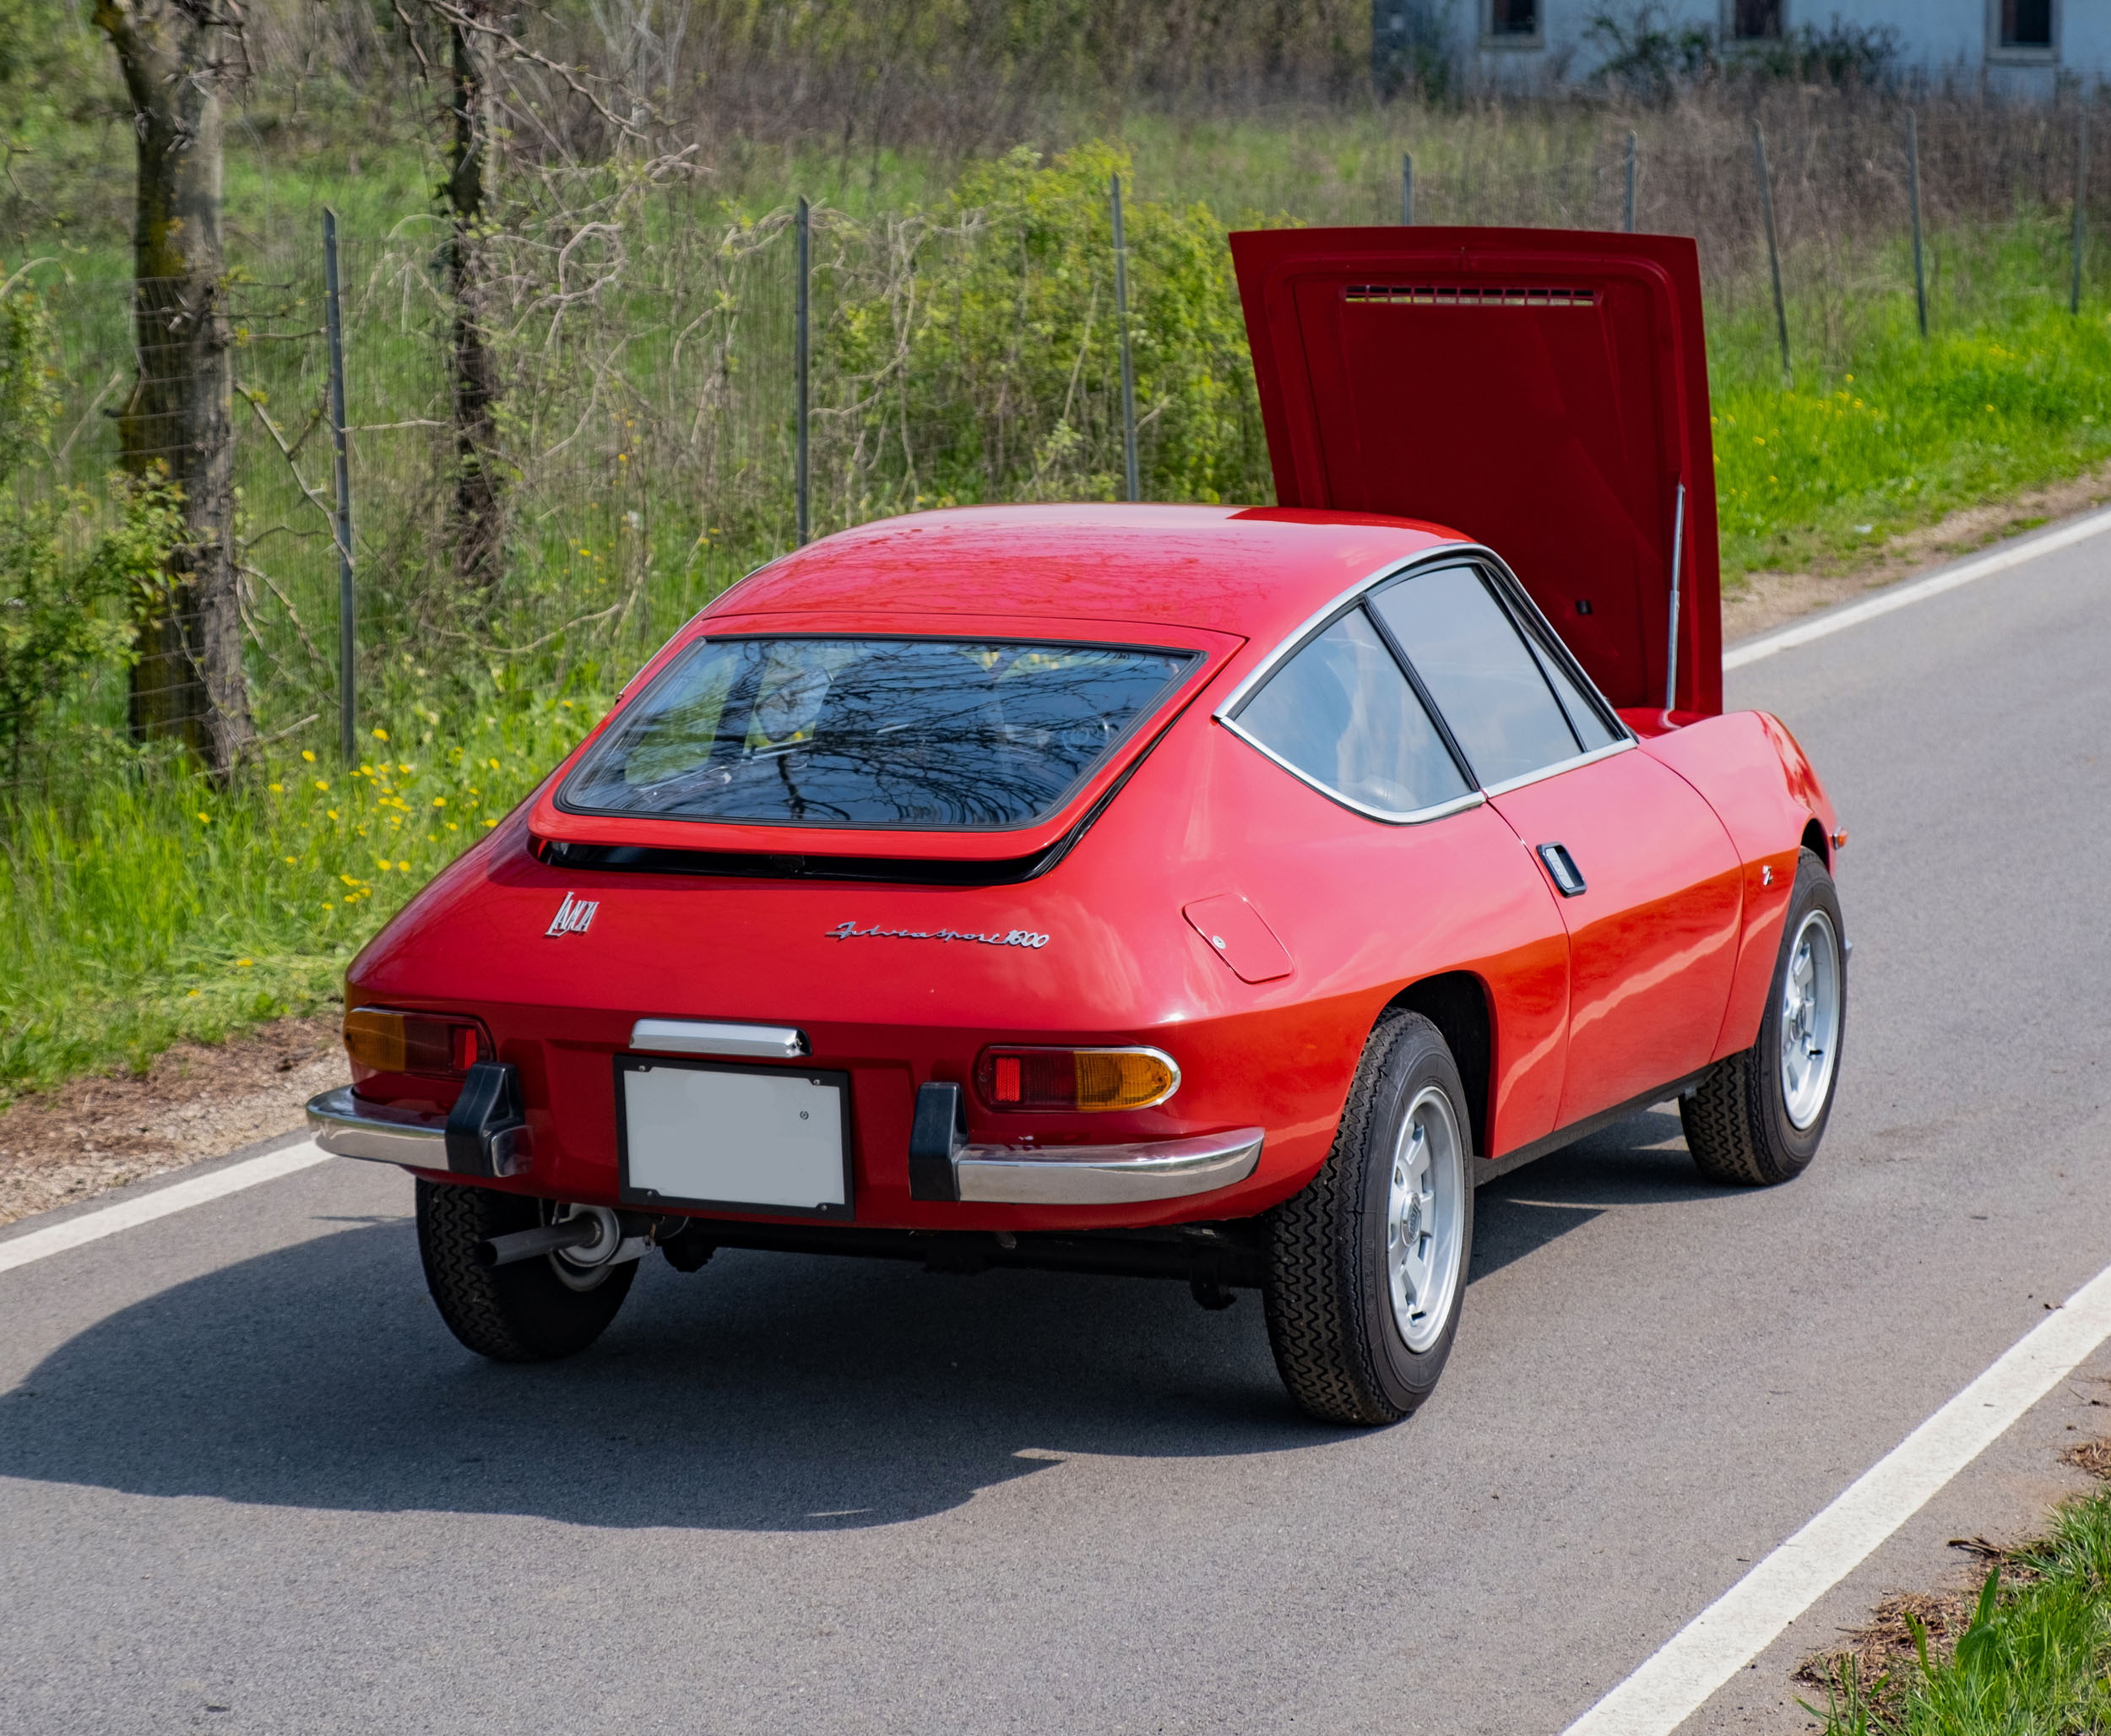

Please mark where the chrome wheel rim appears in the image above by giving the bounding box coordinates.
[1778,908,1842,1131]
[1386,1085,1466,1354]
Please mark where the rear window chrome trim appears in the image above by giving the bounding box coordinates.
[1213,540,1636,821]
[1216,713,1489,826]
[1213,542,1475,723]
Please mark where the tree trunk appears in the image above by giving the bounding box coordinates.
[94,0,254,778]
[445,1,505,592]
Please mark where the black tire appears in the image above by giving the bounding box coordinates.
[415,1179,635,1362]
[1264,1012,1475,1427]
[1682,848,1846,1187]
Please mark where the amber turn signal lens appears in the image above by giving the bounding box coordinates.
[345,1006,486,1077]
[976,1046,1180,1112]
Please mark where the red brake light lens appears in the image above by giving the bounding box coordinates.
[345,1006,491,1078]
[975,1046,1179,1112]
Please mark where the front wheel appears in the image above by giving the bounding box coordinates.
[1682,847,1846,1186]
[416,1180,635,1362]
[1264,1012,1474,1427]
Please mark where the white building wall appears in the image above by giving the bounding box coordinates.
[1391,1,2108,92]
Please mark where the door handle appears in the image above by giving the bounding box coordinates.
[1536,843,1587,898]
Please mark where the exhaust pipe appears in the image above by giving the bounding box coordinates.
[476,1206,644,1270]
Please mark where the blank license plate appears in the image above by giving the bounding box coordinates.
[616,1057,852,1218]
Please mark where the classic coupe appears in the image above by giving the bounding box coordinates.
[309,229,1846,1424]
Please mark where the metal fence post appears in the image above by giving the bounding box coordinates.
[1111,173,1140,505]
[795,196,811,544]
[1752,122,1792,383]
[2073,105,2090,317]
[1623,130,1636,233]
[1907,110,1929,338]
[1402,153,1414,225]
[323,208,355,761]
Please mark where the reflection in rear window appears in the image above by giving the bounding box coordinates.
[558,637,1196,829]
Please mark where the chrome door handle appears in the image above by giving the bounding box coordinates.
[1536,843,1587,898]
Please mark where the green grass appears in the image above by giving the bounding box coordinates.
[1711,223,2111,579]
[0,696,600,1100]
[1810,1485,2111,1734]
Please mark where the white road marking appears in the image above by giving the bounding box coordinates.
[0,1141,332,1277]
[1723,505,2111,670]
[1562,1256,2111,1735]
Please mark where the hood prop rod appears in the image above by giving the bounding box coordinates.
[1664,480,1685,713]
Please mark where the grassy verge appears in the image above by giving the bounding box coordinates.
[0,696,598,1102]
[1807,1484,2111,1733]
[1711,223,2111,580]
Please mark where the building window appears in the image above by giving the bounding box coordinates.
[1993,0,2057,55]
[1488,0,1539,40]
[1732,0,1783,39]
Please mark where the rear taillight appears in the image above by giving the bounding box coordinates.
[974,1046,1180,1113]
[344,1006,490,1077]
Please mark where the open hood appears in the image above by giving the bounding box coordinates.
[1230,227,1721,715]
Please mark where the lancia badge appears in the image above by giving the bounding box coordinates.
[547,891,599,936]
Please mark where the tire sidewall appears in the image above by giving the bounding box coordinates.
[1353,1023,1475,1415]
[1755,851,1847,1168]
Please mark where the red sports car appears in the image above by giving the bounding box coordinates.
[309,230,1845,1424]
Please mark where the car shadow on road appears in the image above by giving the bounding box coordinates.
[1469,1108,1749,1278]
[0,1108,1734,1535]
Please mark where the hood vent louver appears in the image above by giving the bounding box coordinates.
[1343,284,1597,309]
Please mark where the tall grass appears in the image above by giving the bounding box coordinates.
[0,696,595,1093]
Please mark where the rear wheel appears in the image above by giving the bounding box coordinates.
[1264,1012,1474,1426]
[1682,848,1846,1186]
[416,1180,635,1362]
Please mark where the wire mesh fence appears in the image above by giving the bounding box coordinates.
[3,87,2106,807]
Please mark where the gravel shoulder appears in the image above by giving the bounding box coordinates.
[1721,457,2111,643]
[0,1018,345,1227]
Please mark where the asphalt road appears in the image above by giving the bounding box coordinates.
[6,520,2111,1736]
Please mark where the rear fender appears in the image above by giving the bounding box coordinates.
[1632,710,1840,1061]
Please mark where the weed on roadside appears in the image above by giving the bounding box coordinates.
[1801,1485,2111,1734]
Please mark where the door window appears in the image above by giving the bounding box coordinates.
[1370,565,1588,787]
[1232,608,1469,818]
[1522,627,1622,754]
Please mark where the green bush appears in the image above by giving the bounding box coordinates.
[0,279,176,789]
[827,144,1272,513]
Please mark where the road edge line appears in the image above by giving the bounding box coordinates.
[1560,1257,2111,1735]
[0,1141,332,1277]
[1723,505,2111,671]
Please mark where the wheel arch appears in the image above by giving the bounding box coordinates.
[1385,972,1493,1158]
[1800,815,1830,870]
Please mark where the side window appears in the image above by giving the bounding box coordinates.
[1369,566,1583,786]
[1521,628,1621,754]
[1233,608,1469,818]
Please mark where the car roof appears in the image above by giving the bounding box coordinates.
[703,504,1468,645]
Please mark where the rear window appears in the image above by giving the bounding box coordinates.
[557,636,1197,830]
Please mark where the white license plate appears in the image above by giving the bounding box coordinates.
[617,1058,851,1217]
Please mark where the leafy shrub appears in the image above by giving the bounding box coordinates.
[823,143,1273,517]
[0,279,181,788]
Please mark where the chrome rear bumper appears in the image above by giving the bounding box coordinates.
[307,1084,1264,1207]
[307,1087,446,1165]
[951,1127,1265,1205]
